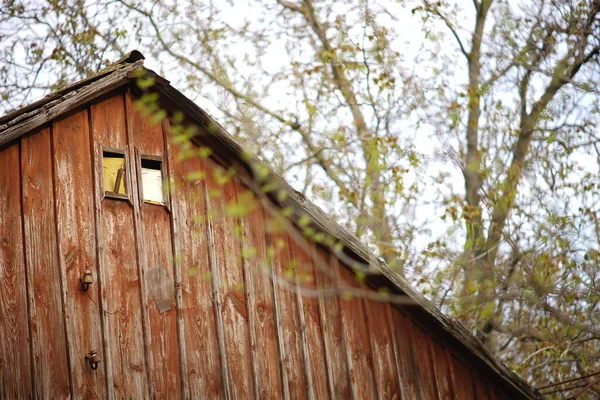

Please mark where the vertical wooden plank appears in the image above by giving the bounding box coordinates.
[447,353,476,400]
[392,310,420,399]
[169,139,223,398]
[267,214,308,399]
[313,250,352,399]
[162,118,190,398]
[129,96,181,398]
[21,128,71,398]
[91,94,149,398]
[53,110,106,399]
[0,143,32,398]
[488,387,504,400]
[291,241,329,399]
[410,323,439,400]
[337,261,378,400]
[428,341,454,400]
[474,376,491,400]
[386,305,407,400]
[138,159,180,398]
[125,91,156,395]
[239,196,283,399]
[203,158,255,398]
[363,299,401,400]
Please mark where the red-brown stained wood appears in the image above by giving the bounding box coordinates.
[312,250,351,399]
[429,342,454,400]
[52,110,106,399]
[91,95,149,398]
[0,143,32,398]
[169,141,223,398]
[392,310,420,399]
[21,128,71,398]
[291,241,329,399]
[489,387,505,400]
[337,261,378,400]
[474,376,491,400]
[448,354,476,400]
[410,322,439,400]
[139,173,180,398]
[203,158,255,399]
[162,118,190,398]
[238,196,283,399]
[124,91,155,395]
[129,98,181,398]
[267,216,308,399]
[363,299,400,400]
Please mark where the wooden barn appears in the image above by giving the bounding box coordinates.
[0,51,540,399]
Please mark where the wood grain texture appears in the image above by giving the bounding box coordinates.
[291,241,329,399]
[91,95,149,398]
[53,109,106,399]
[268,221,308,399]
[139,167,180,398]
[410,323,439,400]
[238,197,283,399]
[392,310,420,399]
[124,91,156,395]
[0,143,32,398]
[129,98,181,398]
[162,118,189,398]
[337,263,378,400]
[474,376,492,400]
[363,300,400,400]
[204,158,255,399]
[313,250,351,399]
[21,128,71,398]
[489,387,505,400]
[169,140,223,398]
[429,342,454,400]
[448,354,476,400]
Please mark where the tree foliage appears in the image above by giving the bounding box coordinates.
[2,0,600,396]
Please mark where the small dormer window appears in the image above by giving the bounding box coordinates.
[103,148,128,199]
[141,157,164,205]
[136,151,169,207]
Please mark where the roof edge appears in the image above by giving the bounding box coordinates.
[148,79,542,399]
[0,59,143,148]
[0,50,145,133]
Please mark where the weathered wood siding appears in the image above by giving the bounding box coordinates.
[0,90,515,399]
[54,109,106,399]
[0,143,31,398]
[91,95,149,398]
[21,128,71,398]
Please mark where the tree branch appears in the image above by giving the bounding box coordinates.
[117,0,357,210]
[298,0,397,266]
[425,2,470,61]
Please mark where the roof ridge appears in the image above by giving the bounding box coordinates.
[0,50,145,129]
[0,59,143,146]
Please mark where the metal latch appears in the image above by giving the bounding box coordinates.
[85,350,101,370]
[80,270,93,292]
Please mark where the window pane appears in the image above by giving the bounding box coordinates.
[103,155,127,194]
[141,158,164,204]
